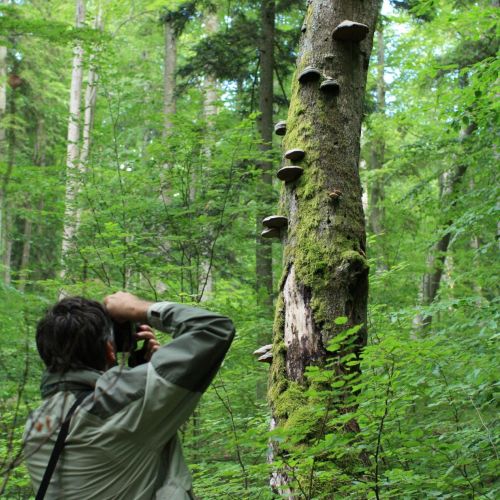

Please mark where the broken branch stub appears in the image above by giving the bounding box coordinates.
[277,166,304,183]
[262,215,288,229]
[332,20,369,42]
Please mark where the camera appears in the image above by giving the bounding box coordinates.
[112,320,137,352]
[112,320,149,367]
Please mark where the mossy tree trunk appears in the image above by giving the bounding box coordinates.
[269,0,380,495]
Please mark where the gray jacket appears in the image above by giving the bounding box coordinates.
[24,302,235,499]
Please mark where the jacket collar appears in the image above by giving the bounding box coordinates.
[41,368,101,399]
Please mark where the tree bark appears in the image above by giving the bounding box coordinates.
[197,11,219,302]
[79,7,102,172]
[255,0,275,312]
[0,15,7,284]
[18,118,46,291]
[163,19,176,138]
[60,0,85,283]
[268,1,380,496]
[368,27,386,244]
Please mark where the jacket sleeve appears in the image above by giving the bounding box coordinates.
[87,302,235,448]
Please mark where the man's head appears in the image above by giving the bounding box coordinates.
[36,296,114,373]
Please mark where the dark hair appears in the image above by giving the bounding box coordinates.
[36,296,112,373]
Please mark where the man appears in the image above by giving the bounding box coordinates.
[24,291,235,499]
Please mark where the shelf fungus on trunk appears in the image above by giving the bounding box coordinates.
[277,166,304,183]
[261,227,281,239]
[298,66,321,84]
[284,148,305,161]
[253,344,273,356]
[262,215,288,229]
[253,344,273,363]
[332,20,369,42]
[320,78,340,95]
[274,121,287,136]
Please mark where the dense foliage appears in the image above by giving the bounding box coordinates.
[0,0,497,498]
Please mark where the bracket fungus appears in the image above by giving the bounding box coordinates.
[298,66,321,84]
[284,148,305,161]
[332,20,369,42]
[262,215,288,229]
[274,121,287,136]
[257,352,273,364]
[261,227,281,239]
[328,189,342,201]
[253,344,273,357]
[320,78,340,95]
[277,166,303,183]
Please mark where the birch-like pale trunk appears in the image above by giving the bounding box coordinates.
[268,1,380,496]
[79,7,102,172]
[60,0,85,283]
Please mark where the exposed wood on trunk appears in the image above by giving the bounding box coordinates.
[60,0,86,284]
[268,0,380,495]
[255,0,275,312]
[414,122,477,330]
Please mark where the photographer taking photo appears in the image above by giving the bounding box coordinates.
[24,292,235,499]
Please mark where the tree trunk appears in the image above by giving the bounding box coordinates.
[197,11,219,303]
[60,0,85,283]
[414,123,476,330]
[0,16,7,284]
[255,0,275,312]
[368,27,386,272]
[18,118,46,291]
[163,19,176,138]
[268,1,380,496]
[2,56,17,286]
[79,6,102,172]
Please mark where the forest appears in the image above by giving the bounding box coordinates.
[0,0,498,498]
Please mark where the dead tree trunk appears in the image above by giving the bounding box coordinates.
[255,0,275,312]
[60,0,85,284]
[268,1,380,496]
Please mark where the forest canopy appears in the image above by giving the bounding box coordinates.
[0,0,498,498]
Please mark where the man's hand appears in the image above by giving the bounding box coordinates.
[134,325,161,361]
[104,291,152,323]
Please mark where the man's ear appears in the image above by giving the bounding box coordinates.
[105,340,116,368]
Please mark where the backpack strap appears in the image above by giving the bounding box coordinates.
[35,391,89,500]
